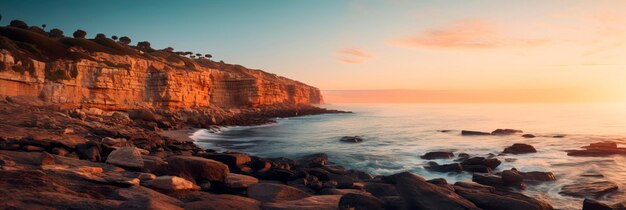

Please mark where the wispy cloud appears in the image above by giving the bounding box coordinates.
[388,19,549,50]
[336,48,373,64]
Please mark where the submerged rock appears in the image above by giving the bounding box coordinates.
[461,130,491,136]
[491,129,523,135]
[503,143,537,154]
[560,181,619,197]
[339,136,364,143]
[421,151,454,160]
[425,162,463,173]
[522,134,536,138]
[461,157,501,170]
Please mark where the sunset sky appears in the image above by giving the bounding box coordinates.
[3,0,625,103]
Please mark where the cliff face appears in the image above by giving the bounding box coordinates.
[0,34,322,111]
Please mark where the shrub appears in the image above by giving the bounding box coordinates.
[195,53,201,57]
[49,28,64,38]
[111,35,118,40]
[28,26,46,35]
[137,41,151,49]
[9,20,28,29]
[118,36,131,45]
[163,47,174,52]
[95,33,106,39]
[204,54,212,58]
[73,29,87,38]
[41,24,46,29]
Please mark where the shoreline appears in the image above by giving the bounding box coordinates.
[0,99,624,209]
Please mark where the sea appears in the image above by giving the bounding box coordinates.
[191,103,626,209]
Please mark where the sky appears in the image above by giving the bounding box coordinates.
[2,0,626,103]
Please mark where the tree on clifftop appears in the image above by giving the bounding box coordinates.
[111,35,118,40]
[73,29,87,38]
[95,33,107,39]
[204,54,212,59]
[9,20,28,29]
[119,36,131,45]
[49,28,64,38]
[137,41,152,50]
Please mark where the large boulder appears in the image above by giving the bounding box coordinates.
[560,181,619,197]
[425,162,463,173]
[339,193,385,210]
[165,156,229,183]
[519,171,556,182]
[184,194,261,210]
[224,173,258,188]
[462,157,501,170]
[421,151,454,160]
[203,153,252,171]
[261,195,341,210]
[247,183,311,202]
[383,172,480,210]
[453,182,553,210]
[144,176,200,191]
[503,143,537,154]
[105,147,144,169]
[364,182,399,197]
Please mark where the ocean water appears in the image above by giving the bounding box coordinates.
[192,103,626,209]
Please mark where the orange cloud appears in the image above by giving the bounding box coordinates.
[389,19,549,49]
[336,48,373,64]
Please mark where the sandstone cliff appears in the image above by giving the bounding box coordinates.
[0,26,323,111]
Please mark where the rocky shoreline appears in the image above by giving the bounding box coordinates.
[0,98,624,210]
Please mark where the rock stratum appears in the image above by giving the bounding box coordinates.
[0,25,322,111]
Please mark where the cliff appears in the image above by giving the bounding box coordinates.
[0,26,323,111]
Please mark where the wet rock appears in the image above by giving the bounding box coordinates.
[247,183,311,202]
[553,135,566,138]
[520,171,556,182]
[472,174,505,188]
[456,153,470,161]
[144,176,200,191]
[560,181,619,197]
[184,194,261,210]
[106,147,144,170]
[224,173,258,188]
[203,153,252,171]
[461,157,501,170]
[383,172,479,210]
[298,153,328,167]
[582,199,613,210]
[462,165,492,173]
[364,183,399,197]
[165,156,229,183]
[339,193,385,210]
[323,165,347,175]
[340,136,364,143]
[327,173,355,188]
[453,181,553,210]
[254,168,296,182]
[491,129,523,135]
[586,141,618,149]
[345,169,374,181]
[425,162,463,173]
[462,130,491,136]
[501,169,525,188]
[421,151,454,160]
[522,134,536,138]
[261,195,341,210]
[503,143,537,154]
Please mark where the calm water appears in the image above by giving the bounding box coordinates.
[192,103,626,209]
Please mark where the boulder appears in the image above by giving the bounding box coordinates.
[503,143,537,154]
[339,193,385,210]
[184,194,261,210]
[364,182,399,197]
[421,151,454,160]
[327,173,355,188]
[105,147,144,169]
[560,181,619,197]
[260,195,341,210]
[339,136,364,143]
[203,153,252,170]
[247,183,311,202]
[144,176,200,191]
[298,153,328,167]
[501,169,525,188]
[462,157,501,170]
[165,156,229,183]
[491,129,523,135]
[453,182,553,210]
[254,168,296,182]
[461,130,491,136]
[582,199,613,210]
[462,165,492,173]
[224,173,258,188]
[383,172,479,210]
[520,171,556,182]
[425,162,463,173]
